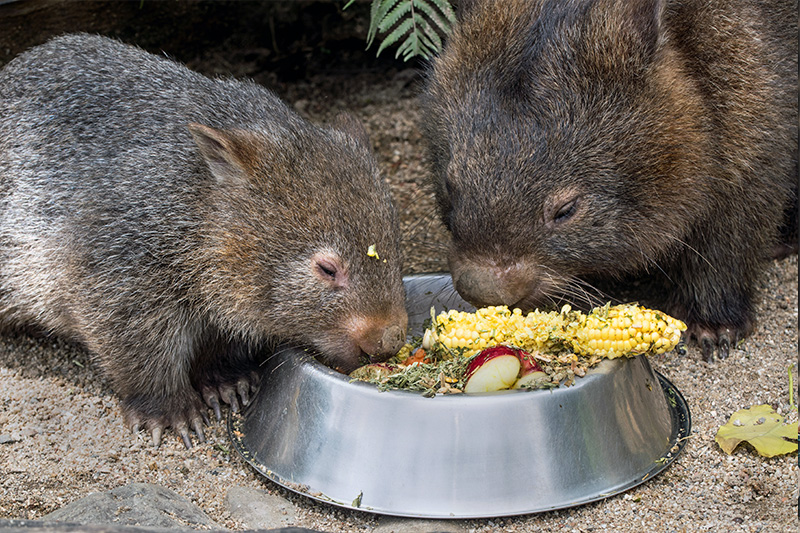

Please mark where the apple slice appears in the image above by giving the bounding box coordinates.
[463,346,522,393]
[517,349,543,375]
[512,349,549,389]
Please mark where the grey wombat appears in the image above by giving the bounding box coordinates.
[0,34,408,446]
[420,0,798,360]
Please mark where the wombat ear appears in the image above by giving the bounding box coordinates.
[331,113,371,148]
[188,123,255,185]
[586,0,663,73]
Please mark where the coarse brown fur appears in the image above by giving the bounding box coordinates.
[420,0,797,360]
[0,34,408,446]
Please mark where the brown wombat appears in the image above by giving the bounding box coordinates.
[0,34,408,447]
[420,0,798,360]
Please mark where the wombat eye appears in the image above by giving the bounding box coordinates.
[315,260,338,281]
[311,251,348,288]
[553,199,578,223]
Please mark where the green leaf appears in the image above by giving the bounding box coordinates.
[364,0,455,61]
[397,35,426,62]
[394,34,416,60]
[368,0,401,47]
[428,0,457,23]
[376,17,415,57]
[715,405,798,457]
[413,0,455,36]
[413,16,440,53]
[378,1,413,33]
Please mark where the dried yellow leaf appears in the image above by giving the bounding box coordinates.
[715,404,798,457]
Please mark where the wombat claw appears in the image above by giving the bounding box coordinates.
[151,426,162,448]
[129,408,207,449]
[175,419,206,450]
[201,374,258,421]
[204,394,223,422]
[691,325,738,362]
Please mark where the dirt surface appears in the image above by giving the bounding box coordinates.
[0,1,797,531]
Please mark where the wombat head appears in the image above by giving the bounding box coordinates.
[190,116,407,372]
[421,0,710,310]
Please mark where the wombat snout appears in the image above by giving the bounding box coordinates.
[450,257,538,310]
[372,323,407,358]
[337,313,409,370]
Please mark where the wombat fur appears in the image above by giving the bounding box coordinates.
[420,0,798,360]
[0,34,408,446]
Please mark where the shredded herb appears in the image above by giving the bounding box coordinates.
[351,340,611,396]
[376,356,471,395]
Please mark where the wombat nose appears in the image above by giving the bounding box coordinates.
[379,324,406,354]
[453,266,531,308]
[360,323,407,362]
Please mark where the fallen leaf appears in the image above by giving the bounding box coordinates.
[715,405,798,457]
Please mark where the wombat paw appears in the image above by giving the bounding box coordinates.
[200,370,260,421]
[124,401,207,450]
[685,323,747,362]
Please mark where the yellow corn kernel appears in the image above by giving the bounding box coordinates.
[567,303,687,358]
[425,302,686,360]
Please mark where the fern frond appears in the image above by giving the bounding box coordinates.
[367,0,402,48]
[394,18,441,61]
[413,13,442,53]
[358,0,456,61]
[376,17,415,57]
[378,1,413,33]
[398,18,437,61]
[412,0,456,37]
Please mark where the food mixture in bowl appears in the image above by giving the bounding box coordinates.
[350,303,687,396]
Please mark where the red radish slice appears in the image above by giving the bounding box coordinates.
[464,346,522,393]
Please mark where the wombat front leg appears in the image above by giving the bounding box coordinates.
[118,338,263,448]
[98,326,213,448]
[191,336,263,422]
[666,250,757,361]
[200,370,260,421]
[122,389,208,449]
[684,322,754,361]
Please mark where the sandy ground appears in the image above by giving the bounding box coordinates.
[0,2,798,531]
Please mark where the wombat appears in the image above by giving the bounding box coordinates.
[420,0,798,360]
[0,34,408,447]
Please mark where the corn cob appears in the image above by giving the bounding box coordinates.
[424,305,564,356]
[566,303,686,358]
[424,303,686,359]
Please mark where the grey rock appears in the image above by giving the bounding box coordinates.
[225,486,299,530]
[38,483,219,529]
[1,518,319,532]
[373,516,468,533]
[0,433,18,444]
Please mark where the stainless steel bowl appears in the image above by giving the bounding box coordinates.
[229,274,690,518]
